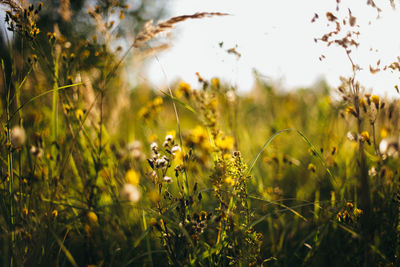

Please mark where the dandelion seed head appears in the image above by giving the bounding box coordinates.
[121,184,141,203]
[379,137,399,157]
[127,140,143,159]
[226,90,236,103]
[10,126,26,147]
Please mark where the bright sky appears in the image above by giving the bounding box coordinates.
[146,0,400,96]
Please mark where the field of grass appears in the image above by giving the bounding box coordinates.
[1,1,400,266]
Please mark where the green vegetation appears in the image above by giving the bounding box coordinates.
[0,0,399,266]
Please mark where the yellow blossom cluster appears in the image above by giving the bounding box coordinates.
[175,81,191,98]
[138,97,163,120]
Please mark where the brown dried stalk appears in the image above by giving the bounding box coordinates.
[133,12,229,47]
[0,0,24,14]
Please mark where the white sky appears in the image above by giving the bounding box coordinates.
[145,0,400,96]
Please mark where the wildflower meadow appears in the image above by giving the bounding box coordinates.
[0,0,400,266]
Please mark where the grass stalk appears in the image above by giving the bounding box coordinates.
[51,52,59,172]
[142,210,153,267]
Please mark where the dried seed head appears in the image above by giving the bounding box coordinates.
[171,145,181,154]
[165,134,174,142]
[10,126,26,147]
[150,142,158,153]
[121,184,141,203]
[379,137,399,157]
[30,145,43,158]
[162,176,173,183]
[347,132,355,141]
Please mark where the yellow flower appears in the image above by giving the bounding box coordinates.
[360,131,370,143]
[371,95,380,105]
[76,109,84,121]
[191,126,208,144]
[52,210,58,218]
[87,211,98,225]
[215,135,234,151]
[148,133,158,142]
[380,127,389,138]
[353,208,363,217]
[211,77,220,88]
[308,163,316,173]
[345,106,357,117]
[173,149,184,165]
[22,208,29,216]
[176,81,191,98]
[209,98,218,108]
[63,103,71,113]
[125,169,140,186]
[359,97,367,111]
[152,97,163,107]
[225,176,235,186]
[223,153,232,161]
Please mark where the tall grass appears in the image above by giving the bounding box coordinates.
[0,0,399,266]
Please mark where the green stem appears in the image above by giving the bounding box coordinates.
[142,211,153,267]
[51,51,59,174]
[5,62,15,266]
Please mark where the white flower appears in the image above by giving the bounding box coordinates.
[30,146,43,158]
[156,157,168,168]
[368,167,377,177]
[10,126,26,147]
[127,141,143,159]
[165,134,174,142]
[171,145,181,154]
[347,131,356,141]
[226,90,236,103]
[121,184,141,203]
[162,176,173,183]
[379,137,399,157]
[150,142,158,150]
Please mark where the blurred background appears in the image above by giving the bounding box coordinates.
[146,0,400,96]
[1,0,400,96]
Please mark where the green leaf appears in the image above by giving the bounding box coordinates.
[161,90,198,114]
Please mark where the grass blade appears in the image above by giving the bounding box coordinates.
[246,128,335,182]
[160,90,197,114]
[8,83,82,122]
[50,229,78,267]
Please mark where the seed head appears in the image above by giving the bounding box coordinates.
[121,184,141,203]
[162,176,173,183]
[10,126,26,147]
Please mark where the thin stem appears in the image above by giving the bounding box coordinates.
[142,210,153,267]
[153,54,190,197]
[5,65,15,266]
[51,47,60,175]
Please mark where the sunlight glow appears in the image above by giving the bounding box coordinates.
[146,0,400,96]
